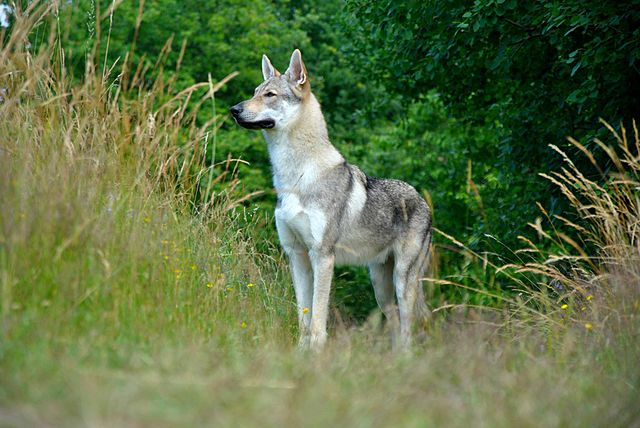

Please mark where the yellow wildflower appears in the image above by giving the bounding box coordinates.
[247,283,254,288]
[302,307,309,314]
[241,321,247,329]
[587,295,593,301]
[561,304,568,310]
[584,322,593,331]
[206,283,213,288]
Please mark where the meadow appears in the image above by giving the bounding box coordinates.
[1,4,639,427]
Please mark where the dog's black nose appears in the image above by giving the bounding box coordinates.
[230,104,243,116]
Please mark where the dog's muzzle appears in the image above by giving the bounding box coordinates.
[229,103,275,130]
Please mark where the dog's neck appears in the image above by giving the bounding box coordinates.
[263,94,344,193]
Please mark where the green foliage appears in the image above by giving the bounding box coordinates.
[57,0,308,98]
[344,0,640,244]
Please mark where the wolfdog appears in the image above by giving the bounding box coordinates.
[230,49,432,351]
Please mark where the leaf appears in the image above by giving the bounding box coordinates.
[566,89,582,104]
[570,62,581,76]
[564,26,579,36]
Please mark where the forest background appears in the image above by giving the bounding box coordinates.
[35,0,639,317]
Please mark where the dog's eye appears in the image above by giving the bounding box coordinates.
[264,92,277,98]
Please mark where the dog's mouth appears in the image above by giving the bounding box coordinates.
[233,118,275,130]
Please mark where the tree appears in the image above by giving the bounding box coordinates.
[345,0,640,243]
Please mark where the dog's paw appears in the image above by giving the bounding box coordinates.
[309,332,327,353]
[297,334,310,351]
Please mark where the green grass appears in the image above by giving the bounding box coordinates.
[1,6,639,427]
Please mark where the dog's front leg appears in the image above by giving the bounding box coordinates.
[276,218,314,348]
[309,249,335,352]
[288,248,313,348]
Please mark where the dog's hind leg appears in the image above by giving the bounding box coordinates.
[369,256,400,347]
[393,265,418,351]
[393,229,431,351]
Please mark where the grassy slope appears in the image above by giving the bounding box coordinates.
[1,9,639,428]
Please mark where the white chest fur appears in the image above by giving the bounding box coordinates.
[275,193,326,250]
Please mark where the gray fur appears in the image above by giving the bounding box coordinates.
[230,49,432,351]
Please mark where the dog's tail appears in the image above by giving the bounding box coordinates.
[415,237,432,325]
[416,281,429,319]
[420,194,434,321]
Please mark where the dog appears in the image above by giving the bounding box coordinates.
[230,49,432,351]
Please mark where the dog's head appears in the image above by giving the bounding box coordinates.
[230,49,310,131]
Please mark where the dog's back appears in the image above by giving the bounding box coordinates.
[305,161,430,267]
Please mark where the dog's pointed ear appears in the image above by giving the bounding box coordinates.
[262,54,280,80]
[285,49,308,90]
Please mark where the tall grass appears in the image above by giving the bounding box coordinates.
[0,4,638,427]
